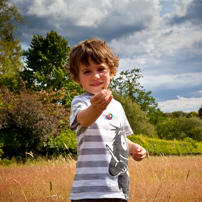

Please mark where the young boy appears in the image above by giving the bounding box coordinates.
[66,38,146,202]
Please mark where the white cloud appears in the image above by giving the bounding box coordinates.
[110,24,202,59]
[158,96,202,112]
[163,0,202,28]
[24,0,161,28]
[173,0,193,17]
[140,72,202,90]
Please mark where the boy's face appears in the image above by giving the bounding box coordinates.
[76,59,114,95]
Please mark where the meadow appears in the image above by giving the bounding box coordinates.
[0,155,202,202]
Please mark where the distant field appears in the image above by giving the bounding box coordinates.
[0,155,202,201]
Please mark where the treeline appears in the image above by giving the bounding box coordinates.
[0,0,202,161]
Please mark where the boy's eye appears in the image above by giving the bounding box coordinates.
[83,70,90,74]
[98,68,105,72]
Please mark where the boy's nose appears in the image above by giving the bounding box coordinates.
[92,71,100,79]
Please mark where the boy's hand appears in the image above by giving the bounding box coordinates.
[132,145,146,161]
[90,89,113,111]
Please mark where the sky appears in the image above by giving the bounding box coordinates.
[10,0,202,113]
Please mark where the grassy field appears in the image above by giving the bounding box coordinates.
[0,155,202,202]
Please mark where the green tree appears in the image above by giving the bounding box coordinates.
[172,111,186,118]
[63,81,85,108]
[186,111,198,118]
[156,116,202,141]
[110,68,162,124]
[110,69,158,112]
[21,30,71,91]
[198,105,202,119]
[0,0,26,89]
[112,91,157,137]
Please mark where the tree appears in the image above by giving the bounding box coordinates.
[172,111,186,118]
[110,68,162,124]
[110,69,158,112]
[156,116,202,141]
[112,91,157,137]
[21,30,71,91]
[186,111,198,118]
[0,0,26,89]
[198,105,202,119]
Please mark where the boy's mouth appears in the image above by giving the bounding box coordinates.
[90,82,103,87]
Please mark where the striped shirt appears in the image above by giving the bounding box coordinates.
[69,93,133,201]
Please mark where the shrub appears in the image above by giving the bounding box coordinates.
[112,92,157,137]
[156,117,202,141]
[128,134,202,156]
[0,143,3,158]
[35,87,70,130]
[0,86,68,159]
[43,129,77,158]
[186,111,199,118]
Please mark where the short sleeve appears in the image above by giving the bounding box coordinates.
[70,94,90,131]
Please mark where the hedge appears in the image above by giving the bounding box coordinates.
[44,132,202,158]
[46,131,202,158]
[128,134,202,156]
[1,131,202,160]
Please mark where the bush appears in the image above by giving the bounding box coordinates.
[0,143,3,158]
[43,129,77,158]
[0,86,68,159]
[128,134,202,156]
[156,117,202,141]
[186,111,199,118]
[184,137,197,148]
[112,92,157,137]
[35,87,70,130]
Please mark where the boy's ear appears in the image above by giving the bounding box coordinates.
[75,77,81,85]
[110,73,115,80]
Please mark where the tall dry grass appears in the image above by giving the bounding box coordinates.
[129,155,202,202]
[0,156,202,202]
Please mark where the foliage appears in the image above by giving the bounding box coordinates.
[112,91,157,137]
[0,84,69,159]
[21,30,71,91]
[109,68,163,126]
[0,0,27,90]
[163,111,199,118]
[43,129,77,158]
[110,68,158,113]
[63,80,85,108]
[183,137,197,148]
[35,87,70,130]
[147,107,165,125]
[198,105,202,119]
[172,111,187,118]
[128,134,202,156]
[164,111,187,118]
[0,143,3,158]
[186,111,199,118]
[156,117,202,141]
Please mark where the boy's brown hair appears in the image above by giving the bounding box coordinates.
[65,38,120,81]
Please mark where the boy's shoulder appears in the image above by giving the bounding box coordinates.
[71,93,93,105]
[73,92,93,100]
[72,93,122,107]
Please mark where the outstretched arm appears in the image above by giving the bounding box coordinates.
[77,89,113,127]
[127,138,146,161]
